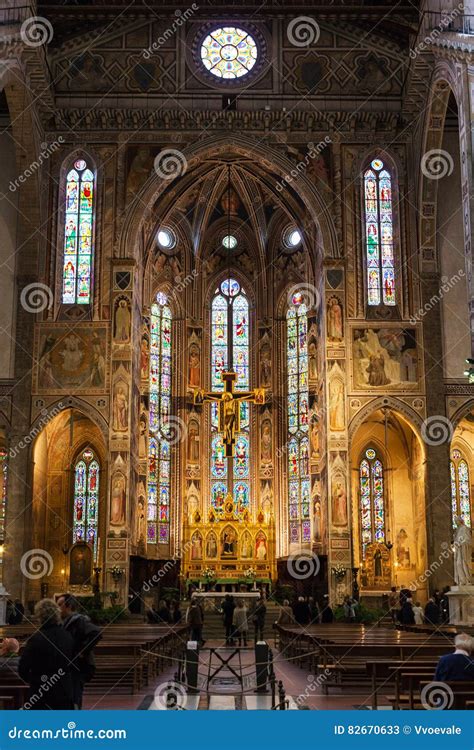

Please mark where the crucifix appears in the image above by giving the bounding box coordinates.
[193,371,265,457]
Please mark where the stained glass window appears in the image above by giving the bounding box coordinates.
[62,158,95,304]
[201,27,258,79]
[148,292,172,544]
[450,450,472,528]
[73,448,100,560]
[359,448,385,559]
[0,449,7,544]
[210,279,250,517]
[287,297,310,545]
[364,158,395,306]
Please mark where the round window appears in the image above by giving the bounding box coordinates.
[200,27,258,79]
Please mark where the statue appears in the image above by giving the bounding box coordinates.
[453,517,472,586]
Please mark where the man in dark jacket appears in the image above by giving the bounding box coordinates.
[186,598,203,645]
[57,593,102,709]
[435,633,474,681]
[19,599,75,710]
[424,596,440,625]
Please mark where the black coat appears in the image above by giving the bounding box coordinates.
[435,653,474,682]
[424,601,440,625]
[398,602,415,625]
[221,599,236,625]
[293,602,311,625]
[18,623,75,709]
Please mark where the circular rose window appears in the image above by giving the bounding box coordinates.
[200,27,258,79]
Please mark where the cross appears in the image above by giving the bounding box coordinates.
[193,371,265,457]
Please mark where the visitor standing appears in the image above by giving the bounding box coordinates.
[293,596,311,625]
[320,594,334,623]
[251,596,266,642]
[221,595,236,645]
[57,593,102,710]
[19,599,75,710]
[412,601,424,625]
[398,596,415,625]
[388,586,399,623]
[186,597,204,646]
[424,596,440,625]
[277,600,295,626]
[233,600,249,646]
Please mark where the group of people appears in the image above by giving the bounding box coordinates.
[1,594,101,710]
[277,594,335,626]
[389,586,451,626]
[146,599,182,625]
[184,594,268,647]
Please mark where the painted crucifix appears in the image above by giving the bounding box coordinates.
[193,371,265,456]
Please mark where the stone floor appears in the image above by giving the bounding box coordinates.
[83,638,393,711]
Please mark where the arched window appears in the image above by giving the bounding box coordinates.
[364,158,395,306]
[210,278,250,517]
[287,293,310,545]
[73,448,100,559]
[359,448,385,558]
[148,292,172,543]
[62,158,95,304]
[450,450,472,528]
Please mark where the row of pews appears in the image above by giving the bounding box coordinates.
[275,623,474,709]
[0,622,188,708]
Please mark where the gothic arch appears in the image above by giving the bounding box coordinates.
[450,399,474,430]
[348,397,424,441]
[29,398,109,443]
[118,135,339,266]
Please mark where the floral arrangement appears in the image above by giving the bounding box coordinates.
[202,567,216,581]
[331,564,346,581]
[109,566,125,579]
[244,566,257,579]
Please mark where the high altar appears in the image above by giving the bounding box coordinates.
[182,494,276,588]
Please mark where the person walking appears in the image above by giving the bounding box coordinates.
[19,599,75,710]
[221,594,236,645]
[57,593,102,710]
[233,599,249,647]
[251,595,266,642]
[186,597,204,646]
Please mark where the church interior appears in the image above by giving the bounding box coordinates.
[0,0,473,712]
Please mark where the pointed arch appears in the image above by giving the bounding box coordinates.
[72,446,100,560]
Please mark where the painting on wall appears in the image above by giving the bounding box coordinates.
[352,327,418,389]
[35,324,108,393]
